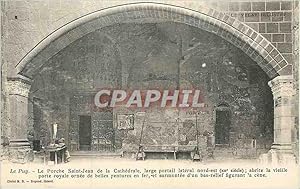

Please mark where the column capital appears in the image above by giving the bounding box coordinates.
[268,75,294,98]
[7,75,32,97]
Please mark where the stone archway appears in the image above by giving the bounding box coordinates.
[15,3,291,78]
[6,2,295,163]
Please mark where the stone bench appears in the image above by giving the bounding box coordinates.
[138,145,198,160]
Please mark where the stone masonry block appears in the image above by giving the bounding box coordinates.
[213,11,220,19]
[278,60,288,68]
[255,34,263,43]
[281,2,292,10]
[262,34,272,41]
[255,53,264,63]
[217,12,225,20]
[246,27,254,36]
[274,54,284,63]
[259,23,266,33]
[252,2,265,11]
[232,20,240,28]
[228,2,239,11]
[240,2,251,11]
[237,23,244,30]
[271,12,283,22]
[246,23,259,31]
[283,12,292,21]
[261,12,272,22]
[265,44,274,53]
[223,14,230,22]
[270,60,277,67]
[279,23,292,33]
[208,8,214,16]
[250,31,258,40]
[278,64,292,75]
[265,62,274,71]
[274,64,281,71]
[282,54,293,64]
[266,2,281,11]
[260,49,268,58]
[277,43,292,53]
[267,23,279,33]
[265,55,273,63]
[245,12,260,22]
[272,34,284,42]
[270,49,280,58]
[234,13,245,22]
[216,2,229,11]
[228,17,235,25]
[272,43,278,49]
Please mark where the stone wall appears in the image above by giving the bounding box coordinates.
[0,0,296,76]
[0,0,298,160]
[27,22,274,156]
[217,1,294,69]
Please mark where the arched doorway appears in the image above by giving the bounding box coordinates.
[6,2,295,163]
[214,103,231,145]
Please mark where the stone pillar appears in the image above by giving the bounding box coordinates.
[7,75,33,163]
[266,75,296,164]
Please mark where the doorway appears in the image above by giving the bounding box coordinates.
[215,108,231,145]
[79,115,92,150]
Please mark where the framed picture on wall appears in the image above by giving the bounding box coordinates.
[117,114,134,130]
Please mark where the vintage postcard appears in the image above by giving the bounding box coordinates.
[0,0,299,188]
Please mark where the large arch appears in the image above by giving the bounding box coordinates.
[15,2,291,79]
[6,2,296,164]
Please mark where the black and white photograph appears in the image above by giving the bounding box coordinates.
[0,0,299,188]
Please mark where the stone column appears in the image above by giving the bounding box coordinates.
[7,75,33,163]
[266,75,296,164]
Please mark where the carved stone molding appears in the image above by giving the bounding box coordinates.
[7,75,32,97]
[268,75,295,99]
